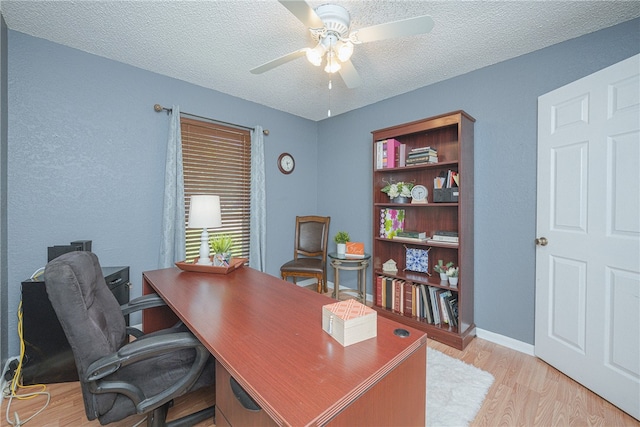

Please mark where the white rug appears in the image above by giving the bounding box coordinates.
[427,347,495,427]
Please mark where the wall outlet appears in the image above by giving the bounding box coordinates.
[1,357,19,398]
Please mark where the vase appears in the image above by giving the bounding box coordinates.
[448,276,458,287]
[213,252,232,267]
[439,272,448,281]
[337,243,346,255]
[392,196,410,204]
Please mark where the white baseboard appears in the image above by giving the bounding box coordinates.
[475,328,535,356]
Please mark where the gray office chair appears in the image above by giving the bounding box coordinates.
[44,251,215,427]
[280,215,331,293]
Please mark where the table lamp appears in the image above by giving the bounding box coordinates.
[188,195,222,265]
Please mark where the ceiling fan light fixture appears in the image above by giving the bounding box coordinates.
[324,60,341,74]
[337,41,354,62]
[305,44,325,66]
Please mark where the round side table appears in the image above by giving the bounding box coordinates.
[328,252,371,304]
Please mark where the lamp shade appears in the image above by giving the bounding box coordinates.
[188,195,222,229]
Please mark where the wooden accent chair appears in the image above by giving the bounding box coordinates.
[280,215,331,293]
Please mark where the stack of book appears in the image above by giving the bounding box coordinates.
[426,230,459,246]
[406,146,438,165]
[392,230,427,243]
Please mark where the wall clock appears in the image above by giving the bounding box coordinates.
[411,185,428,204]
[277,153,295,174]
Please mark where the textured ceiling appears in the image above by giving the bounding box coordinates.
[2,1,639,121]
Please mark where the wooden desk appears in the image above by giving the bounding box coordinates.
[143,266,426,426]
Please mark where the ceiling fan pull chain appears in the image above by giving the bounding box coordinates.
[328,78,332,117]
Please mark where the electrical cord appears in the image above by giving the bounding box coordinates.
[3,300,51,426]
[29,268,45,281]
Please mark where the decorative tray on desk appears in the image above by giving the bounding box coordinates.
[175,257,247,274]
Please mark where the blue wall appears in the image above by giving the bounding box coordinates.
[318,18,640,344]
[4,17,639,355]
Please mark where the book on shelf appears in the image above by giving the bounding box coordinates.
[392,236,428,244]
[345,242,365,258]
[403,282,413,317]
[437,290,453,324]
[445,294,458,327]
[379,208,405,239]
[393,279,404,314]
[408,151,437,159]
[434,170,460,189]
[399,143,406,167]
[376,140,384,169]
[433,230,458,237]
[420,285,433,323]
[425,239,459,246]
[431,235,459,243]
[447,293,458,327]
[428,286,441,325]
[406,155,438,165]
[397,230,427,239]
[409,146,437,154]
[387,138,400,168]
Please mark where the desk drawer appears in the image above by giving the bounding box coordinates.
[215,360,277,427]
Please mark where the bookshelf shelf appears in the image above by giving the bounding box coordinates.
[371,110,475,350]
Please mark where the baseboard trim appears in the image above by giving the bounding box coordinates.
[475,328,535,356]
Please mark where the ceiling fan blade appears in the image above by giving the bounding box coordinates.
[338,60,362,89]
[350,15,434,44]
[278,0,323,29]
[250,49,308,74]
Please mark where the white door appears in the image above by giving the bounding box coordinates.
[535,54,640,420]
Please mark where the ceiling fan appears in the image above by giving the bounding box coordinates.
[250,0,434,88]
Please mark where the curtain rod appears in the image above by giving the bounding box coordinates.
[154,104,269,135]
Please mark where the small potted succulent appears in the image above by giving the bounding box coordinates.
[446,266,459,286]
[334,231,350,255]
[433,260,454,281]
[210,233,234,267]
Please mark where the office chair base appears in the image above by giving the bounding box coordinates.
[166,405,215,427]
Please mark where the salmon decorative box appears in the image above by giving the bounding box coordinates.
[322,299,377,346]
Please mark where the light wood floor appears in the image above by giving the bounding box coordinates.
[3,287,638,426]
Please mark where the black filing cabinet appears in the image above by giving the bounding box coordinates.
[21,266,130,385]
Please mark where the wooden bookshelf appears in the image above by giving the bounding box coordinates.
[372,111,475,350]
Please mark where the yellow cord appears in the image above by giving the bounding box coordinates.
[4,300,51,426]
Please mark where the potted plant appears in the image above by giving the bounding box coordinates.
[334,231,350,255]
[381,181,414,203]
[210,233,234,266]
[433,260,453,281]
[446,266,459,286]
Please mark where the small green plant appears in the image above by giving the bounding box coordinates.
[446,266,459,277]
[433,260,454,274]
[334,231,351,244]
[210,233,233,254]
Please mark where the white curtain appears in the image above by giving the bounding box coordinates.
[249,125,266,271]
[158,105,186,268]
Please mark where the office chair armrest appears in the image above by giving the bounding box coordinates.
[120,293,166,316]
[85,331,211,413]
[120,294,184,337]
[86,331,201,380]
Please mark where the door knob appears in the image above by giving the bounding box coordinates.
[535,237,548,246]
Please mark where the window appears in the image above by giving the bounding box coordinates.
[181,117,251,262]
